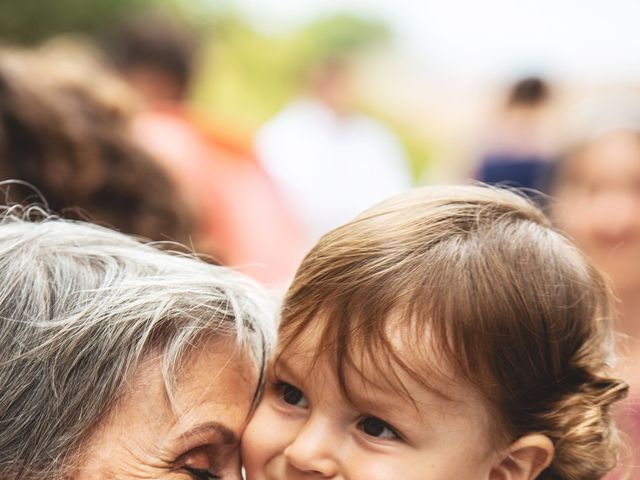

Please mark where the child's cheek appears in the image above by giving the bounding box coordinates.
[242,402,290,479]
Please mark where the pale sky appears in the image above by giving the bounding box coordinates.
[227,0,640,82]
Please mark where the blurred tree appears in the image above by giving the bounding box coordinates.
[0,0,156,44]
[293,14,389,73]
[192,13,389,127]
[0,0,431,179]
[0,0,217,45]
[192,14,299,130]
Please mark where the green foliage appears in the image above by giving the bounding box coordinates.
[0,0,430,178]
[192,12,389,127]
[294,14,389,71]
[0,0,156,44]
[192,14,301,127]
[0,0,216,45]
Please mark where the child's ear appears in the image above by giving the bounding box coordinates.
[489,434,554,480]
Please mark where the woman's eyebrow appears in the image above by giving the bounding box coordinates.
[176,421,238,446]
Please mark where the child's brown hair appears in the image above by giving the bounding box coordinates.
[279,185,628,480]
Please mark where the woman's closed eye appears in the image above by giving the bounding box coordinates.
[183,466,221,480]
[274,381,309,408]
[174,445,222,480]
[356,416,401,441]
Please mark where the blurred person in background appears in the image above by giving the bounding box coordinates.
[106,11,197,108]
[551,123,640,478]
[474,76,559,200]
[0,45,193,244]
[255,53,412,246]
[106,13,307,286]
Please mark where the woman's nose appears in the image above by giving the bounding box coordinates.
[283,416,339,477]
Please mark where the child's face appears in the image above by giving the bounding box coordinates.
[242,327,500,479]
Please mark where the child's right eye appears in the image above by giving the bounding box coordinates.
[356,416,401,441]
[275,381,309,408]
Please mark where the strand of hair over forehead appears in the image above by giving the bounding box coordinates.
[0,204,276,396]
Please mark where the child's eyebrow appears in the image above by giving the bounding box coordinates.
[346,378,465,426]
[271,357,302,381]
[346,377,421,409]
[344,362,460,408]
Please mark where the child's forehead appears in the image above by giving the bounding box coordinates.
[275,312,465,405]
[278,309,437,362]
[273,333,482,420]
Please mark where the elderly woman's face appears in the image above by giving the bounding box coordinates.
[76,338,257,480]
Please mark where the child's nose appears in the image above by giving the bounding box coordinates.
[283,416,339,477]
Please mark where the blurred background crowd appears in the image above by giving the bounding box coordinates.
[2,0,640,476]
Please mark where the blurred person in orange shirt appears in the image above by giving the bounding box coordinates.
[552,114,640,477]
[106,13,307,286]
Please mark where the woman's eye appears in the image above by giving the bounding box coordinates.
[276,382,309,408]
[357,416,399,440]
[176,447,220,480]
[183,466,220,480]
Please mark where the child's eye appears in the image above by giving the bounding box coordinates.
[275,381,309,408]
[356,416,400,440]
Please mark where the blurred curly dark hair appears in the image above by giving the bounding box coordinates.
[0,44,193,244]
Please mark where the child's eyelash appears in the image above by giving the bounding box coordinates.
[273,380,305,403]
[271,379,293,394]
[357,415,405,441]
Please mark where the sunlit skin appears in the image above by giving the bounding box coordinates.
[242,323,553,480]
[76,338,257,480]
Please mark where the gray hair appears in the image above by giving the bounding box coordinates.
[0,207,276,479]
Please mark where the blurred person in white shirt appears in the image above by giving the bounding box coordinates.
[255,55,412,245]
